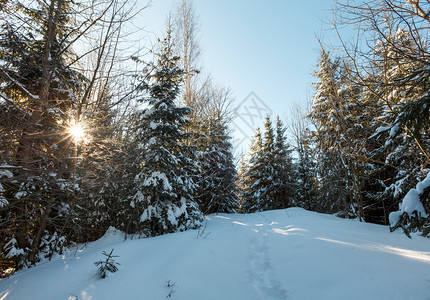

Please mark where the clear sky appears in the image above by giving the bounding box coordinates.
[139,0,337,154]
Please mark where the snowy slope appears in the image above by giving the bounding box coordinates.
[1,208,429,300]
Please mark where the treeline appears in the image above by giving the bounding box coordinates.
[291,0,429,235]
[239,0,429,237]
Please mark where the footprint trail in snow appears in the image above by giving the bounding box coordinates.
[247,214,288,300]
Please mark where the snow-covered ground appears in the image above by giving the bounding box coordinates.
[1,208,429,300]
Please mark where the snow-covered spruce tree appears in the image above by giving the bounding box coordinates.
[310,49,353,215]
[0,0,85,269]
[272,116,295,208]
[291,112,318,210]
[239,128,264,213]
[258,116,279,210]
[256,116,295,210]
[104,127,144,235]
[131,29,203,236]
[239,116,294,213]
[76,112,135,241]
[332,0,430,231]
[365,29,430,230]
[195,117,239,214]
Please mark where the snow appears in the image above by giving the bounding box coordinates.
[0,169,13,179]
[369,125,391,138]
[1,208,430,300]
[416,172,430,195]
[142,107,156,118]
[4,239,24,258]
[0,182,7,207]
[14,191,27,199]
[140,205,155,222]
[149,121,160,129]
[46,108,60,115]
[389,123,399,137]
[389,210,402,227]
[369,123,400,140]
[390,173,430,224]
[167,198,188,226]
[0,166,21,205]
[147,137,157,146]
[0,196,8,207]
[401,189,428,218]
[143,171,172,191]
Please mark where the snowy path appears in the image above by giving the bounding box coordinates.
[248,213,288,299]
[1,208,430,300]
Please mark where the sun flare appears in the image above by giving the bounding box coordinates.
[68,121,85,143]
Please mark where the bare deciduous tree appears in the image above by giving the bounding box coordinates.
[174,0,200,107]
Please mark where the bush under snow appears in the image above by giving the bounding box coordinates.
[389,172,430,237]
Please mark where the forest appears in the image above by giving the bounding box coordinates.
[0,0,429,276]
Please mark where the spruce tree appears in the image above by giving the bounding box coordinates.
[365,29,430,227]
[294,126,317,210]
[239,128,264,213]
[195,118,239,214]
[131,29,203,236]
[259,116,277,210]
[310,49,351,215]
[272,116,295,208]
[0,0,85,267]
[239,116,295,213]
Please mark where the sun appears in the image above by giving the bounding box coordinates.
[68,120,85,143]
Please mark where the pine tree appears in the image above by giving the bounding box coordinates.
[131,29,203,236]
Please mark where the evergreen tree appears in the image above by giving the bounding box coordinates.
[131,29,203,236]
[195,118,239,214]
[294,126,317,210]
[328,0,430,233]
[259,116,277,210]
[309,31,429,227]
[0,0,85,268]
[239,128,264,213]
[310,49,353,215]
[239,116,295,213]
[365,29,430,227]
[272,116,295,208]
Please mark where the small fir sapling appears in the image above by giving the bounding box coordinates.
[196,221,210,239]
[94,249,120,279]
[166,280,178,298]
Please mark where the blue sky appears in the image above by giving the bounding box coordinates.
[139,0,337,153]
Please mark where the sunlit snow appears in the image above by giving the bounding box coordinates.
[1,208,429,300]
